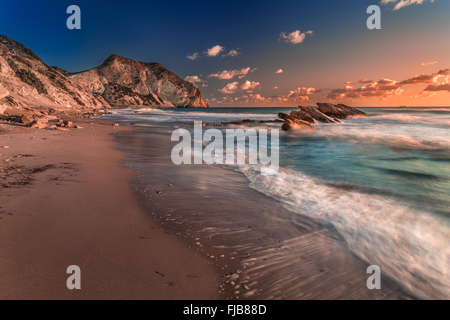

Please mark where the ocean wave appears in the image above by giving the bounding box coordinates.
[376,108,450,112]
[367,114,450,126]
[310,124,450,151]
[238,165,450,299]
[105,108,278,123]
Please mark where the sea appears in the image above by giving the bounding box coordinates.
[104,106,450,299]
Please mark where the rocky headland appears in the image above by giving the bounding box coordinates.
[0,35,209,129]
[69,54,209,109]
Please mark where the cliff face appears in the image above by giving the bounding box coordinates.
[0,35,109,112]
[69,55,210,108]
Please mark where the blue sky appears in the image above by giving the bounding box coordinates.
[1,0,449,106]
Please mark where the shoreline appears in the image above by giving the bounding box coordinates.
[112,121,415,300]
[0,118,220,300]
[0,114,418,300]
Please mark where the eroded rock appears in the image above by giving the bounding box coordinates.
[316,103,367,119]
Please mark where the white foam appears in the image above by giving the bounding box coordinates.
[369,114,450,126]
[237,165,450,299]
[311,122,450,151]
[105,108,278,123]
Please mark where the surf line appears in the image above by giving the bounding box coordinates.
[171,121,280,176]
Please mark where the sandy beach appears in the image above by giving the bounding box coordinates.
[1,0,448,300]
[0,114,418,300]
[110,121,415,300]
[0,118,220,300]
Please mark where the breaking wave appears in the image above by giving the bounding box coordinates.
[311,123,450,151]
[237,165,450,299]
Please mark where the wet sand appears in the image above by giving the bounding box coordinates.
[0,117,415,300]
[0,119,219,300]
[115,123,415,300]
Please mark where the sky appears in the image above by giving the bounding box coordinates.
[0,0,449,107]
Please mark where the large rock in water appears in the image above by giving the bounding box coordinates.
[316,103,367,119]
[280,111,316,133]
[279,103,367,133]
[298,106,340,123]
[282,118,315,133]
[69,55,210,109]
[279,111,317,124]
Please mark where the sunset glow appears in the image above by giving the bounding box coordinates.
[0,0,448,107]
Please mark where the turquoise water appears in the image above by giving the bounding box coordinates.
[106,107,450,299]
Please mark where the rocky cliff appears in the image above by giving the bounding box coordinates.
[0,35,109,113]
[69,55,210,109]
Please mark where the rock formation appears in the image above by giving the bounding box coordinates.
[281,118,315,133]
[68,54,210,109]
[0,35,210,117]
[0,35,109,114]
[279,103,367,133]
[316,103,367,119]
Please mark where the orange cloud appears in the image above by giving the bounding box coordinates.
[218,80,260,94]
[327,79,402,99]
[424,84,450,92]
[240,81,260,91]
[327,69,449,100]
[218,82,239,94]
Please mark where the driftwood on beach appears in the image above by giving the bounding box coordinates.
[279,103,367,133]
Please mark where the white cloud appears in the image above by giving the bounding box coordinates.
[204,45,225,57]
[218,80,260,94]
[184,75,204,83]
[222,49,240,58]
[218,82,239,94]
[187,53,199,60]
[208,67,256,80]
[240,81,260,92]
[213,94,269,105]
[280,30,313,44]
[189,45,239,59]
[380,0,435,11]
[286,87,317,101]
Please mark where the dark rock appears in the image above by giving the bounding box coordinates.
[63,120,73,128]
[221,121,243,125]
[289,111,317,124]
[278,112,290,120]
[281,118,315,133]
[279,102,366,133]
[298,106,338,124]
[316,103,367,119]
